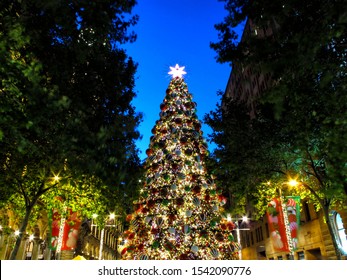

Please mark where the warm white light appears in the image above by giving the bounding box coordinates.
[242,216,248,222]
[92,213,98,219]
[168,64,187,78]
[227,214,232,222]
[29,234,34,241]
[14,230,20,236]
[288,179,299,187]
[109,213,115,220]
[52,173,60,183]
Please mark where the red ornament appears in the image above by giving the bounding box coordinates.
[220,223,227,230]
[123,231,130,239]
[168,214,176,221]
[218,195,227,205]
[128,232,135,240]
[226,222,235,231]
[192,185,201,194]
[179,253,189,260]
[146,149,154,156]
[194,122,201,131]
[135,204,143,213]
[190,174,199,182]
[138,229,147,238]
[161,128,168,134]
[126,214,133,222]
[151,163,159,171]
[160,103,168,111]
[176,198,184,206]
[121,248,127,255]
[215,232,224,242]
[147,200,155,208]
[174,118,183,125]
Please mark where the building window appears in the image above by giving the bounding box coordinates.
[303,201,311,222]
[255,226,264,243]
[297,251,305,260]
[330,211,347,255]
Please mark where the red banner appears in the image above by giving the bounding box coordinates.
[50,209,61,250]
[61,209,81,251]
[267,198,289,252]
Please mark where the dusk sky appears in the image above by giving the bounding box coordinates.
[125,0,245,160]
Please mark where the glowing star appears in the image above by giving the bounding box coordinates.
[168,64,187,78]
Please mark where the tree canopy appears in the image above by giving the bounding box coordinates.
[207,0,347,258]
[209,0,347,205]
[0,0,142,259]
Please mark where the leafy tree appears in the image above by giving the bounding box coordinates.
[209,0,347,258]
[205,94,290,218]
[0,0,142,259]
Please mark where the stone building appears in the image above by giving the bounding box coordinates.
[237,203,347,260]
[0,209,123,260]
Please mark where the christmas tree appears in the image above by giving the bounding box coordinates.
[122,65,240,260]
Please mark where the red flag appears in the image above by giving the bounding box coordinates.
[267,198,289,252]
[61,209,81,251]
[50,209,61,250]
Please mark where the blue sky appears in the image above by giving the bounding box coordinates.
[125,0,244,160]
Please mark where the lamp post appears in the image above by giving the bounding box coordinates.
[92,213,121,260]
[228,215,250,260]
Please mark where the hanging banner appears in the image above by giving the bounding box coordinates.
[50,208,61,251]
[61,209,82,251]
[284,196,300,251]
[266,198,289,252]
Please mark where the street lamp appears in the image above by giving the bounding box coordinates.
[91,213,121,260]
[227,214,250,260]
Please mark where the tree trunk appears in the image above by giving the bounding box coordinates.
[9,204,34,260]
[322,204,342,260]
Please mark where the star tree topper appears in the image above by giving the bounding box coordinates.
[168,64,187,78]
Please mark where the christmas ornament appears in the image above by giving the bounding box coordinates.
[191,245,199,253]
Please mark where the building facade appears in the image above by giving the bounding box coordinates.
[238,204,347,260]
[0,210,123,260]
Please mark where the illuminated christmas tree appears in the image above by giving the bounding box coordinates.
[122,65,240,260]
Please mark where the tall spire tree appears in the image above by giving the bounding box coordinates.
[122,65,240,260]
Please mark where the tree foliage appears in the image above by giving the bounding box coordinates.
[0,0,142,259]
[208,0,347,258]
[210,0,346,195]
